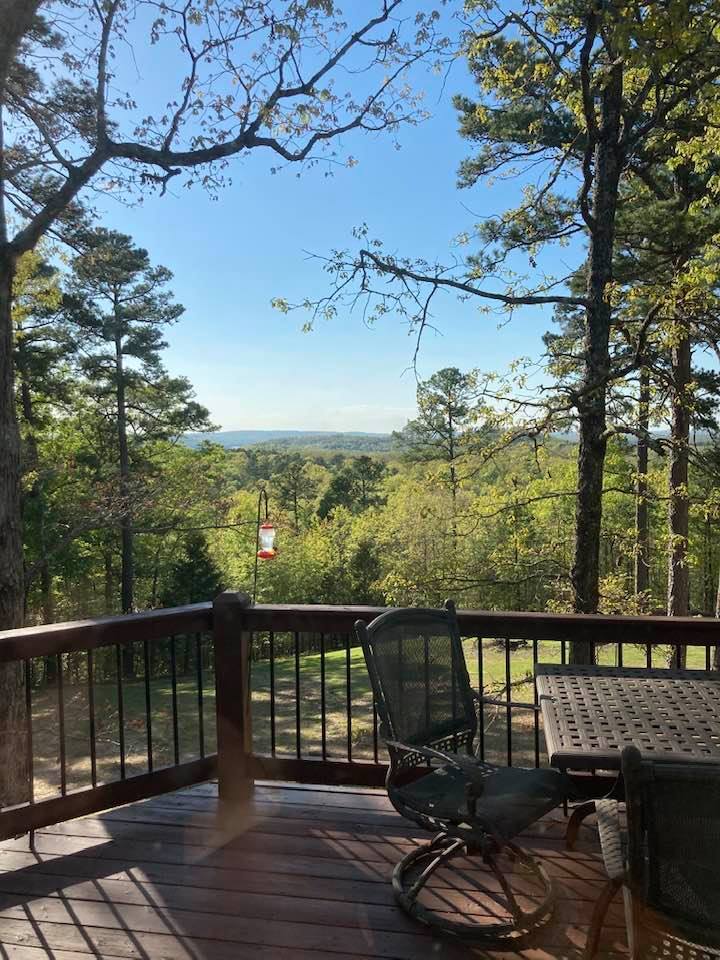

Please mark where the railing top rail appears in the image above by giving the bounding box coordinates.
[3,600,720,664]
[0,603,213,663]
[243,603,720,646]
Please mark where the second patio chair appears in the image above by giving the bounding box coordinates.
[587,744,720,959]
[355,600,572,941]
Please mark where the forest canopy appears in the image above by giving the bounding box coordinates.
[3,3,720,638]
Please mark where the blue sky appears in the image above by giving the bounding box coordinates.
[96,12,562,433]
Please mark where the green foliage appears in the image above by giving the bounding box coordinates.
[69,229,212,444]
[13,1,720,630]
[318,456,387,518]
[160,534,225,607]
[183,431,396,453]
[22,351,720,624]
[271,454,323,531]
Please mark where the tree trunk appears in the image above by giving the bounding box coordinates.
[703,514,714,616]
[1,0,61,805]
[103,549,114,612]
[635,367,651,606]
[150,552,161,608]
[16,320,56,628]
[714,561,720,670]
[448,407,458,519]
[39,557,53,622]
[116,333,133,615]
[40,559,56,685]
[114,330,136,678]
[0,250,30,804]
[667,323,691,666]
[570,60,624,662]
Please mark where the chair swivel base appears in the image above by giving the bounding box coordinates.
[392,833,556,941]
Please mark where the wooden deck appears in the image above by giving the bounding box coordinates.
[0,781,628,960]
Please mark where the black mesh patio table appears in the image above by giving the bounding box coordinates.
[535,663,720,772]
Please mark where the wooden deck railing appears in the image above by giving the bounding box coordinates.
[0,603,215,840]
[230,597,720,793]
[2,592,720,839]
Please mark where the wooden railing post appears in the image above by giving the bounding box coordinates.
[214,591,253,803]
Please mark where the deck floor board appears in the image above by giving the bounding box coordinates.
[0,781,628,959]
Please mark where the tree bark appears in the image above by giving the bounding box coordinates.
[667,323,691,666]
[703,514,714,616]
[16,318,56,627]
[2,18,52,805]
[667,325,691,616]
[570,60,624,662]
[0,251,30,804]
[114,329,135,678]
[714,560,720,670]
[103,549,114,612]
[115,332,133,614]
[635,367,651,606]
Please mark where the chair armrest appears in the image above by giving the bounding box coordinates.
[596,799,627,881]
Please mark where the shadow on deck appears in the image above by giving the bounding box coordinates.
[0,781,628,960]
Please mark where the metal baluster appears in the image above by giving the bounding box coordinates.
[170,636,180,766]
[423,635,431,735]
[196,633,205,758]
[143,640,153,772]
[532,638,540,768]
[372,699,379,763]
[450,633,458,752]
[398,635,404,738]
[24,659,34,804]
[57,653,67,796]
[345,633,352,762]
[646,643,652,668]
[87,650,97,787]
[269,631,276,757]
[320,632,326,760]
[505,638,512,767]
[617,642,623,668]
[561,639,567,664]
[116,645,126,780]
[477,637,485,761]
[707,645,712,671]
[213,645,219,756]
[294,631,301,759]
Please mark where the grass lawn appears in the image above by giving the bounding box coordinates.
[32,675,215,799]
[30,637,707,799]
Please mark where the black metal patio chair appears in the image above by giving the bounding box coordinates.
[587,744,720,959]
[354,600,572,941]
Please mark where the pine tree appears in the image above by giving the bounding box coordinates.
[12,249,69,624]
[318,456,387,518]
[67,229,212,670]
[160,534,224,608]
[300,1,720,657]
[393,368,482,514]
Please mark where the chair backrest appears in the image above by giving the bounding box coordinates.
[354,601,477,753]
[622,744,720,943]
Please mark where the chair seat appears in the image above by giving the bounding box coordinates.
[393,762,568,841]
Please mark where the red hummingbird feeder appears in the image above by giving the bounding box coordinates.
[257,521,277,559]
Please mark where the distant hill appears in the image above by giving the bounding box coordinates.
[184,428,712,455]
[183,429,396,453]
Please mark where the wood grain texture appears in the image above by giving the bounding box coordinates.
[0,603,213,662]
[0,780,627,960]
[3,599,720,665]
